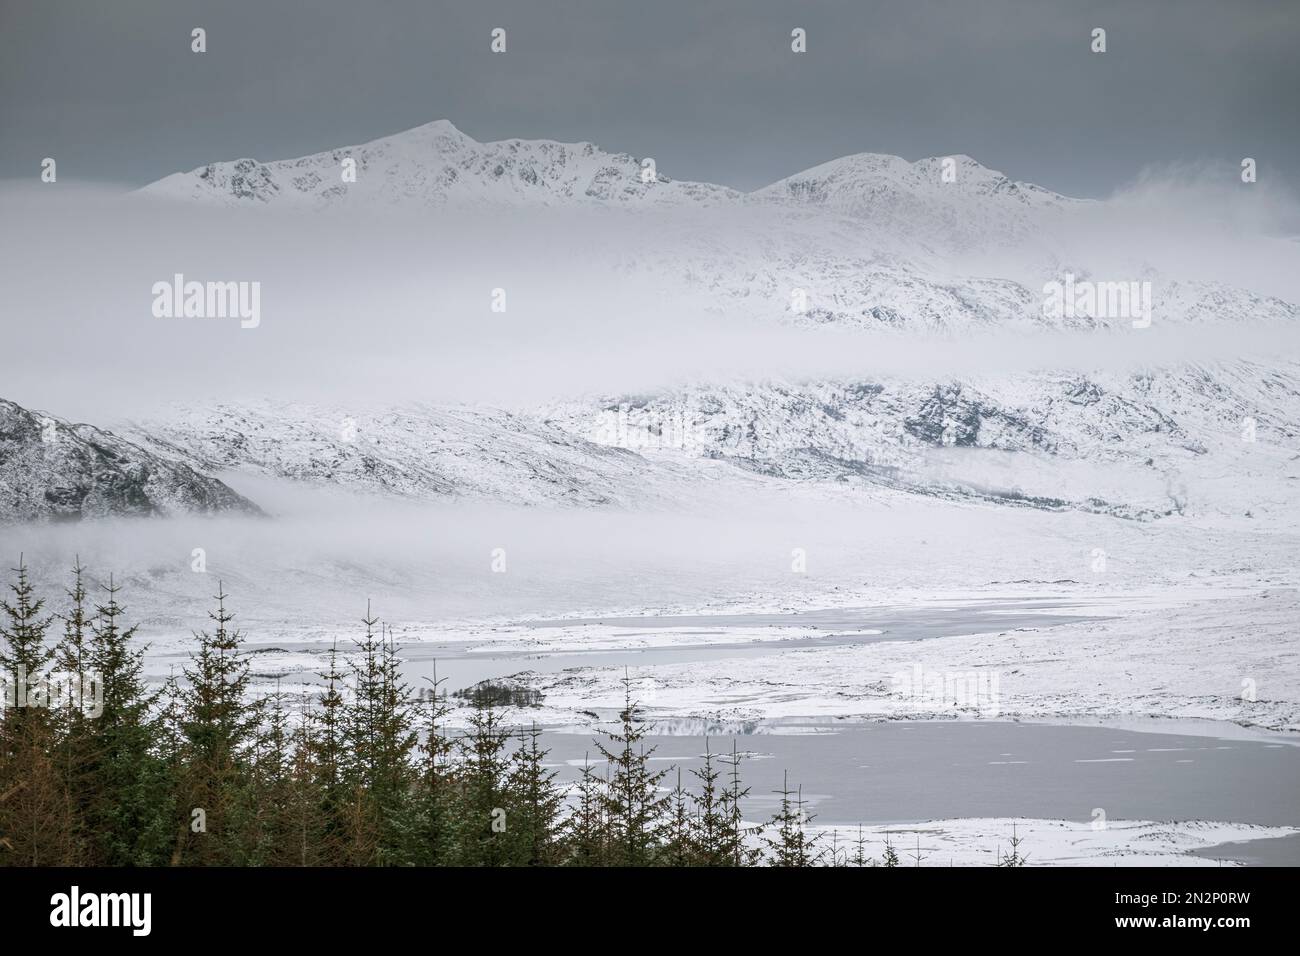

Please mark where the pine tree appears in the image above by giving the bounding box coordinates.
[661,767,697,866]
[999,822,1029,867]
[449,699,513,866]
[305,642,350,864]
[405,669,456,866]
[243,683,295,864]
[762,771,821,867]
[593,676,668,866]
[83,575,172,865]
[342,613,418,864]
[909,833,927,867]
[851,824,873,867]
[50,561,94,861]
[688,738,731,866]
[173,583,257,864]
[881,833,900,867]
[0,556,54,725]
[0,558,78,865]
[505,723,564,866]
[564,754,608,866]
[720,740,760,866]
[282,702,331,866]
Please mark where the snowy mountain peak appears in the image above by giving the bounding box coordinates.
[140,120,739,208]
[758,151,1069,205]
[752,151,1075,248]
[138,119,1075,222]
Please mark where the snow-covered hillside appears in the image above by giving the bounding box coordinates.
[138,119,1299,334]
[0,399,258,522]
[543,361,1300,520]
[5,119,1291,525]
[140,119,739,209]
[118,401,737,509]
[753,152,1076,250]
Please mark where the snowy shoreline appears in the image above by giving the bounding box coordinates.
[432,589,1300,736]
[790,818,1299,867]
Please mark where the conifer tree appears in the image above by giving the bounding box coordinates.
[342,614,418,864]
[0,556,54,720]
[0,558,78,865]
[851,824,873,867]
[305,642,350,864]
[720,740,759,866]
[661,767,696,867]
[173,584,257,864]
[449,699,514,866]
[83,575,172,865]
[282,703,332,866]
[404,671,456,866]
[909,833,927,867]
[593,676,668,866]
[762,772,821,867]
[688,738,731,866]
[505,723,564,866]
[999,822,1028,867]
[50,562,94,861]
[243,683,294,864]
[564,754,608,866]
[829,829,844,867]
[881,833,900,867]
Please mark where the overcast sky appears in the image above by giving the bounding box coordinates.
[1,0,1296,197]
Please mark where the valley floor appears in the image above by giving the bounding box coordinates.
[494,589,1300,734]
[202,583,1300,866]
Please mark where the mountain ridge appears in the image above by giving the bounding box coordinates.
[0,398,261,522]
[138,118,1068,215]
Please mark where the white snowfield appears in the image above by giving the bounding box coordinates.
[113,119,1300,530]
[796,818,1299,867]
[491,590,1300,733]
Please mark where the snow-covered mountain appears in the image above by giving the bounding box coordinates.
[0,399,258,522]
[543,361,1300,521]
[83,349,1296,524]
[753,152,1077,250]
[140,119,739,209]
[119,401,720,509]
[138,120,1065,233]
[138,118,1298,333]
[33,120,1284,525]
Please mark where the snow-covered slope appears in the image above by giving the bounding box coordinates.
[140,119,739,209]
[119,401,730,509]
[753,152,1077,249]
[119,120,1300,522]
[0,399,259,522]
[542,360,1300,521]
[615,208,1299,333]
[91,350,1300,524]
[139,120,1061,227]
[137,119,1298,333]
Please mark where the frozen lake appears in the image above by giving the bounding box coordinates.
[200,597,1299,863]
[537,720,1300,864]
[394,597,1103,691]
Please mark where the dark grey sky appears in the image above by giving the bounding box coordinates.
[1,0,1296,197]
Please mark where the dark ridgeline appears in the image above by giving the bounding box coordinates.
[0,560,1025,868]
